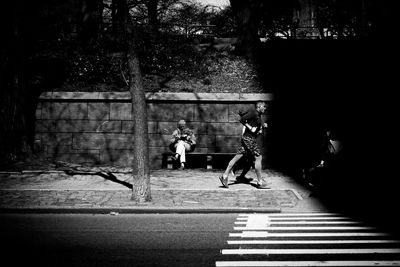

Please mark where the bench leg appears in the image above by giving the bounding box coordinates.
[206,155,213,169]
[167,156,174,169]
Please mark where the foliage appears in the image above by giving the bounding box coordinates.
[314,0,364,39]
[37,0,251,93]
[55,34,262,93]
[208,5,237,37]
[259,0,299,39]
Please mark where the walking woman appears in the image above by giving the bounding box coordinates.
[219,101,269,189]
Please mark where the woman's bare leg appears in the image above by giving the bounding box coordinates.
[223,154,243,179]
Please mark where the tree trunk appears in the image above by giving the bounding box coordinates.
[146,0,160,37]
[359,0,368,38]
[124,2,151,202]
[0,0,32,163]
[112,0,129,38]
[229,0,262,58]
[128,46,151,202]
[78,0,103,44]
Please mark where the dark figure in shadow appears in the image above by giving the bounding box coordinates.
[302,129,344,190]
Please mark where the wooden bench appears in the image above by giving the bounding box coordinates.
[162,152,237,169]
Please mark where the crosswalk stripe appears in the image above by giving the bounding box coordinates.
[235,221,360,225]
[221,248,400,255]
[229,231,389,238]
[218,213,400,267]
[216,260,400,266]
[233,226,373,231]
[227,240,400,245]
[238,213,340,217]
[267,217,352,221]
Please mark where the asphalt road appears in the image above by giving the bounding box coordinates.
[0,213,237,267]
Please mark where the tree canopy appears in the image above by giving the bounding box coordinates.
[1,0,398,163]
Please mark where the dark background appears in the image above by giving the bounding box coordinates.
[263,39,400,235]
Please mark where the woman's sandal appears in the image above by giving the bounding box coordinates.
[256,180,270,189]
[219,175,229,188]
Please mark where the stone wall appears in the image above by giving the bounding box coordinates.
[35,92,273,169]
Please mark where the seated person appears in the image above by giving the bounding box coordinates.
[303,129,344,189]
[169,120,196,170]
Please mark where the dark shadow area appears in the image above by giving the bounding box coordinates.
[64,170,133,189]
[259,39,400,236]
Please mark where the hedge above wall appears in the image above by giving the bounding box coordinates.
[35,92,273,169]
[39,92,273,102]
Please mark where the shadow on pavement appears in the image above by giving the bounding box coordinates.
[65,170,133,189]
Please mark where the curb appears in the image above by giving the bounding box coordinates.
[0,207,282,214]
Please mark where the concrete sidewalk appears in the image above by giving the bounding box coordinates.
[0,167,329,214]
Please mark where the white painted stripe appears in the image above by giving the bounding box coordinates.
[215,260,400,267]
[221,248,400,255]
[234,226,373,231]
[227,240,400,245]
[268,213,340,217]
[230,232,270,238]
[268,221,360,225]
[237,217,248,221]
[237,213,340,217]
[236,221,359,225]
[246,215,270,229]
[269,217,352,221]
[229,232,389,238]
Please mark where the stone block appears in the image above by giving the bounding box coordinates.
[191,147,212,153]
[92,121,122,133]
[110,103,132,120]
[41,102,88,120]
[149,134,171,147]
[35,103,42,119]
[68,103,89,119]
[194,104,229,122]
[157,122,178,135]
[39,92,53,99]
[54,120,121,133]
[100,149,133,165]
[147,103,194,122]
[88,103,110,120]
[195,134,216,148]
[121,121,158,133]
[239,93,273,101]
[73,133,134,150]
[157,121,207,135]
[35,120,55,133]
[46,145,99,156]
[40,102,53,120]
[187,122,208,134]
[99,92,130,100]
[46,145,74,155]
[42,133,73,146]
[215,135,241,150]
[54,120,83,133]
[207,122,242,135]
[50,152,100,165]
[52,92,99,100]
[228,103,255,122]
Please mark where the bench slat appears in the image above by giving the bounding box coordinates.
[162,152,236,169]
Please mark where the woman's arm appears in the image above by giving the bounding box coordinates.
[170,129,180,143]
[239,110,258,133]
